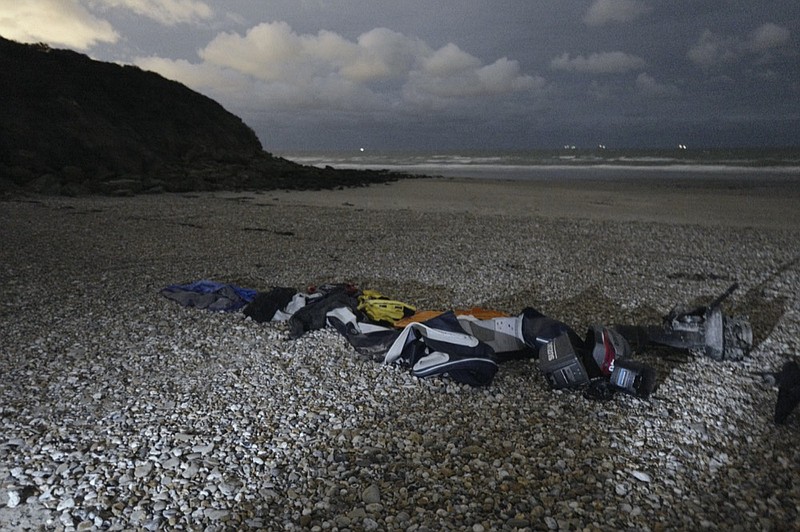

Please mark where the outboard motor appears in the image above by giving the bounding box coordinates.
[615,283,753,361]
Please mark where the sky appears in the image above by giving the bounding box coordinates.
[1,0,799,152]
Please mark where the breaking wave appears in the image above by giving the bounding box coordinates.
[281,148,800,181]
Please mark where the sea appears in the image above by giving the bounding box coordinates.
[278,147,800,182]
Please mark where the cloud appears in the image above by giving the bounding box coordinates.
[635,72,679,97]
[353,27,429,81]
[550,51,646,73]
[138,21,541,113]
[583,0,651,26]
[136,53,385,112]
[0,0,118,49]
[420,43,481,76]
[0,0,213,50]
[90,0,213,25]
[197,22,425,85]
[748,23,790,52]
[405,45,543,105]
[688,23,791,67]
[687,30,737,67]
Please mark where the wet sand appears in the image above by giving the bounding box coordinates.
[263,175,800,230]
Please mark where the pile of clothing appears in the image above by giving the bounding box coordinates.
[162,280,800,424]
[161,280,653,398]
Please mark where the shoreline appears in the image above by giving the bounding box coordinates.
[262,174,800,230]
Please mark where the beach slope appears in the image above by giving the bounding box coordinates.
[1,176,798,530]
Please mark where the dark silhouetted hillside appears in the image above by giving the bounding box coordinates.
[0,36,409,196]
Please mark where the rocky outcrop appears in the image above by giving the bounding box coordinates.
[0,36,410,196]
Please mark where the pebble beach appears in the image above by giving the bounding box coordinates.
[1,175,799,531]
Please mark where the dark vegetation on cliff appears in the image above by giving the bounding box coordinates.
[0,36,413,196]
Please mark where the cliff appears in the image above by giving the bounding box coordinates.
[0,36,406,196]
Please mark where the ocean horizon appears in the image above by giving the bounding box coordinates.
[278,147,800,181]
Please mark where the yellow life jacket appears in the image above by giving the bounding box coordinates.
[357,289,416,325]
